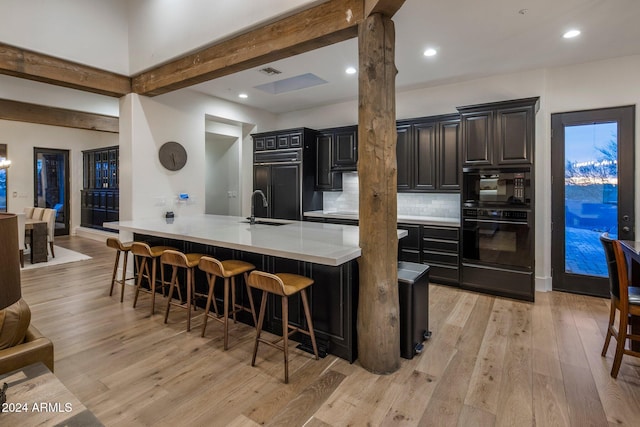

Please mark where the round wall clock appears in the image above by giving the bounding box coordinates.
[158,141,187,171]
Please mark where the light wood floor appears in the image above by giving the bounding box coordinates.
[20,236,640,426]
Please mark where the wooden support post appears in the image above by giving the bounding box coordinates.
[357,12,400,374]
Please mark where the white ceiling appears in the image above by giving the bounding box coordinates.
[190,0,640,114]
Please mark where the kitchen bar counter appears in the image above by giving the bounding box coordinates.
[304,210,460,227]
[105,214,406,266]
[104,214,407,362]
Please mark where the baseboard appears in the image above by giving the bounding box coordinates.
[535,275,552,292]
[74,226,115,242]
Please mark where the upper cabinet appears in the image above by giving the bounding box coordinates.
[253,129,303,151]
[314,125,357,190]
[396,114,461,192]
[458,97,539,167]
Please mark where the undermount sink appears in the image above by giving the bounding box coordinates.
[240,220,288,226]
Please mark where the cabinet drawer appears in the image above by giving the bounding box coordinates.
[254,137,265,151]
[422,227,459,241]
[422,250,458,266]
[423,239,458,253]
[399,249,421,263]
[398,224,421,250]
[426,264,459,284]
[290,133,302,148]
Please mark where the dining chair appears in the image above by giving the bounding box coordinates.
[32,207,45,220]
[41,208,56,258]
[600,234,640,378]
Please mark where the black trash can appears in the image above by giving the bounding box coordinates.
[398,261,431,359]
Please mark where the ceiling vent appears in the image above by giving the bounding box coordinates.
[254,73,328,95]
[258,67,282,76]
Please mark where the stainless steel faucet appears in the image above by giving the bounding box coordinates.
[250,190,268,224]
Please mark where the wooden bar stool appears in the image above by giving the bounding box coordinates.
[131,242,176,315]
[247,270,319,383]
[162,250,206,332]
[106,237,135,302]
[198,256,256,349]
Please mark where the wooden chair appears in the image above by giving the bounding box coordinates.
[247,270,319,383]
[198,256,255,349]
[131,242,176,315]
[600,235,640,378]
[41,208,56,258]
[162,250,206,332]
[106,237,134,302]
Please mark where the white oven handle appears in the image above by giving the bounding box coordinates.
[464,218,529,226]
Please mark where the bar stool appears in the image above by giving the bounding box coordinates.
[162,249,206,332]
[247,270,319,383]
[106,237,135,302]
[131,242,176,315]
[198,256,256,349]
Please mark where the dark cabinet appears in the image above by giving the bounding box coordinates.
[398,223,421,263]
[396,114,461,192]
[315,133,341,190]
[81,146,119,230]
[331,126,358,170]
[458,97,539,167]
[314,125,357,191]
[252,128,321,219]
[422,226,459,285]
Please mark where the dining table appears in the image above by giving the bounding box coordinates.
[616,240,640,351]
[24,218,48,264]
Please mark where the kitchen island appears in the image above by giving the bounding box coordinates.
[105,214,407,362]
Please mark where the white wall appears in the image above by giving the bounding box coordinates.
[205,133,239,215]
[0,119,119,232]
[119,90,276,222]
[0,0,129,74]
[276,54,640,293]
[126,0,322,74]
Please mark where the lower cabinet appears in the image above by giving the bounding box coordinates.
[134,234,359,362]
[80,189,119,230]
[422,226,459,285]
[398,223,460,286]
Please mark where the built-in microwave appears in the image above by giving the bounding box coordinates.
[463,168,531,208]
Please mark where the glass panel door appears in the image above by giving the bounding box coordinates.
[551,106,635,297]
[34,148,70,236]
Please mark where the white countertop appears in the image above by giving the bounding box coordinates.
[304,210,460,227]
[104,214,408,267]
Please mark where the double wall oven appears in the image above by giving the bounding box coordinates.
[461,168,534,301]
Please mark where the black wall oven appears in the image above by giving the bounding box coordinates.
[462,208,532,269]
[463,168,531,208]
[461,167,535,302]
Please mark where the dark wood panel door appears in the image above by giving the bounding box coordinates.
[270,164,301,220]
[396,124,412,191]
[462,111,493,166]
[414,122,437,191]
[332,128,358,170]
[497,106,533,164]
[438,118,461,191]
[315,134,334,190]
[253,164,270,218]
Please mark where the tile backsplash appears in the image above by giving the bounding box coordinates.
[322,172,460,219]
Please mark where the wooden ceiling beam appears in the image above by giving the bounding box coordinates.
[0,42,131,98]
[132,0,364,96]
[0,98,119,133]
[364,0,406,18]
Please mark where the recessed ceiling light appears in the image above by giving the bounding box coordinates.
[345,67,357,75]
[238,93,248,99]
[423,48,437,57]
[563,29,581,39]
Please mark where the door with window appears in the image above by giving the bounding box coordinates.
[34,148,70,236]
[551,106,635,297]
